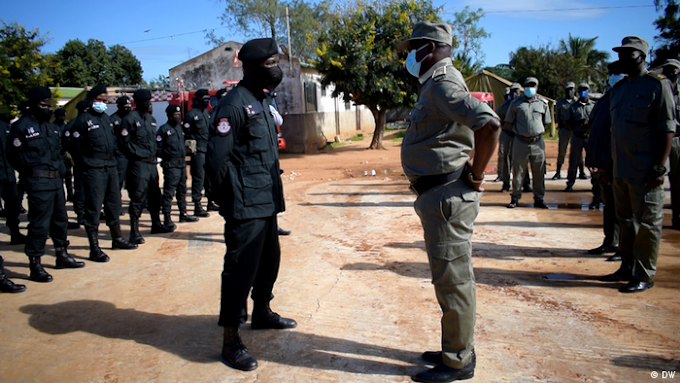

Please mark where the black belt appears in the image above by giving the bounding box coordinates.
[89,152,113,160]
[32,170,60,179]
[165,158,185,165]
[516,135,542,144]
[501,129,515,137]
[410,167,466,196]
[144,157,157,164]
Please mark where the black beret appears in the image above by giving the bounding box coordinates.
[116,96,130,105]
[216,88,227,98]
[238,38,278,62]
[166,104,181,114]
[195,89,209,98]
[54,108,66,117]
[133,89,152,101]
[76,100,92,112]
[87,85,107,100]
[26,86,52,101]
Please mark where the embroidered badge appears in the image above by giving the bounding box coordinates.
[217,118,231,135]
[184,123,190,129]
[135,121,141,127]
[156,135,162,142]
[194,115,199,121]
[166,130,172,136]
[25,127,40,139]
[65,131,70,137]
[13,138,21,147]
[73,131,80,138]
[121,128,128,137]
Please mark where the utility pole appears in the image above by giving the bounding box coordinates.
[286,6,292,76]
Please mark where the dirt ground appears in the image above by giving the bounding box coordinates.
[1,131,679,383]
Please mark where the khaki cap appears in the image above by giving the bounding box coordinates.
[662,58,680,70]
[397,21,453,51]
[510,82,521,90]
[524,77,539,86]
[612,36,649,54]
[578,82,590,90]
[565,82,575,88]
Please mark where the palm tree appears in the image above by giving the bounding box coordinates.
[558,34,609,89]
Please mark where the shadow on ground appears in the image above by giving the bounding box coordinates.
[20,300,422,376]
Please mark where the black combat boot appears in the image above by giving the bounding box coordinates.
[9,224,27,245]
[222,326,258,371]
[251,301,297,330]
[194,201,210,218]
[179,207,199,222]
[0,256,26,293]
[129,215,145,244]
[150,213,174,234]
[207,199,220,211]
[110,225,138,250]
[29,257,53,283]
[163,212,177,231]
[86,232,109,263]
[552,164,562,180]
[56,245,86,268]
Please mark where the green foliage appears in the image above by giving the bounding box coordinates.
[509,36,609,99]
[449,6,489,78]
[208,0,334,61]
[652,0,680,65]
[148,74,170,89]
[48,39,143,87]
[484,64,514,81]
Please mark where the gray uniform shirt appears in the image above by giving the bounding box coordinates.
[610,69,676,179]
[568,98,596,134]
[505,95,551,137]
[556,96,577,128]
[401,58,498,182]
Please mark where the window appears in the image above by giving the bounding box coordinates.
[304,82,317,112]
[321,86,327,97]
[345,101,351,110]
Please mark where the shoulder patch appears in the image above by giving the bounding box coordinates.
[121,128,128,137]
[647,72,664,81]
[432,66,447,81]
[72,131,80,138]
[156,135,162,142]
[13,137,21,147]
[217,118,231,135]
[184,122,190,129]
[64,131,70,137]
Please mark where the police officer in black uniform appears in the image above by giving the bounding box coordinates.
[6,86,84,282]
[69,85,138,262]
[64,100,92,229]
[110,96,132,193]
[0,252,26,293]
[121,89,174,244]
[206,38,296,372]
[183,89,211,217]
[1,110,27,245]
[158,104,198,228]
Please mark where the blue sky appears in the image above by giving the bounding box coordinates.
[0,0,663,82]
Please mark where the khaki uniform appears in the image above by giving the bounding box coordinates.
[555,96,577,168]
[496,99,529,190]
[401,58,497,369]
[506,94,551,203]
[610,69,675,281]
[566,98,596,187]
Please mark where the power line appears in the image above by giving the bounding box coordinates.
[116,26,230,45]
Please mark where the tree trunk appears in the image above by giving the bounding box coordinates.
[367,108,387,150]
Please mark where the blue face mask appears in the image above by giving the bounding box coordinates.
[92,102,107,114]
[405,44,429,78]
[578,90,589,98]
[524,87,537,98]
[608,74,625,87]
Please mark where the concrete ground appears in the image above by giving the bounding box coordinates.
[1,136,679,383]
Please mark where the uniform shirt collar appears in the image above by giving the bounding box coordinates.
[418,58,451,84]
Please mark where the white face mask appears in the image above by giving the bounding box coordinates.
[91,102,107,113]
[405,44,429,77]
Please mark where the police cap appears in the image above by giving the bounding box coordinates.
[195,89,209,98]
[76,100,92,112]
[662,58,680,70]
[612,36,649,55]
[87,85,107,100]
[524,77,539,86]
[133,89,152,101]
[54,108,66,117]
[238,38,279,62]
[578,82,590,90]
[564,82,575,89]
[26,86,52,101]
[510,83,521,90]
[165,104,181,115]
[397,21,453,51]
[116,96,130,105]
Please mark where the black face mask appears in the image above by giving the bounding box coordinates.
[33,106,52,122]
[172,116,181,124]
[619,55,643,74]
[136,100,151,113]
[254,65,283,91]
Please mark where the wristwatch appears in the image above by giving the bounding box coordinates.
[650,165,667,178]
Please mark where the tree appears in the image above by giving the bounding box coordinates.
[314,0,441,149]
[510,44,582,99]
[148,74,170,89]
[207,0,334,62]
[449,6,490,77]
[652,0,680,65]
[558,34,609,88]
[49,39,143,87]
[0,21,54,120]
